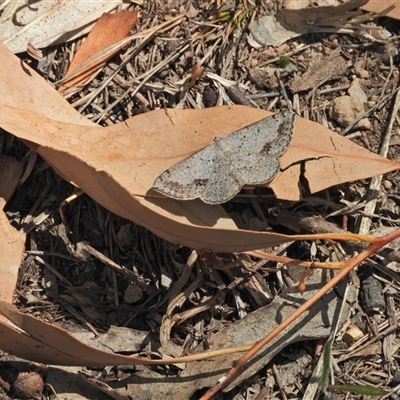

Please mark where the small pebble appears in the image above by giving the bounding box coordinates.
[329,95,371,130]
[348,78,367,102]
[203,86,218,108]
[250,58,258,68]
[12,372,44,400]
[284,0,310,9]
[124,283,143,304]
[383,180,392,190]
[249,67,278,88]
[277,43,289,53]
[262,47,277,59]
[354,67,369,79]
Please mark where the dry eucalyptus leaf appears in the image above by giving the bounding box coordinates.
[0,156,25,313]
[2,103,400,252]
[0,300,158,366]
[290,48,348,93]
[0,0,128,53]
[250,0,368,46]
[59,10,138,92]
[361,0,400,21]
[1,42,400,252]
[0,272,354,387]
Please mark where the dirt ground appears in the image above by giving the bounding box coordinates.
[1,1,400,399]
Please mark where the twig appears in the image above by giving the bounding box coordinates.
[275,70,292,112]
[75,15,185,114]
[378,54,395,106]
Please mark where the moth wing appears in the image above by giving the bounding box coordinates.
[201,151,242,204]
[152,112,295,203]
[231,153,280,185]
[152,144,215,200]
[222,111,295,156]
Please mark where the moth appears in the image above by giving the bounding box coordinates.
[152,112,295,204]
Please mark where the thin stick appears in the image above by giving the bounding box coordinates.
[275,69,293,112]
